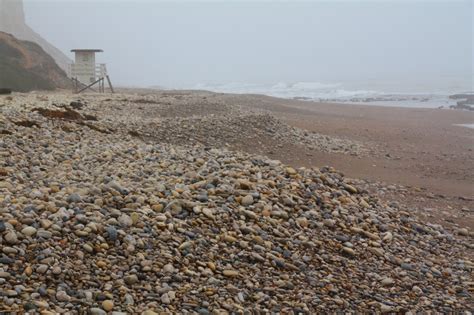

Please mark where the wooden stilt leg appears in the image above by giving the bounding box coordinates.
[106,75,114,94]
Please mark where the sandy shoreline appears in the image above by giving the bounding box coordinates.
[209,93,474,226]
[220,93,474,193]
[115,89,474,228]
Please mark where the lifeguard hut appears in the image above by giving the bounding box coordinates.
[69,49,114,94]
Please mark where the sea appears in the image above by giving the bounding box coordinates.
[187,80,473,109]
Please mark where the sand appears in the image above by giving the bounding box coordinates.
[200,93,473,227]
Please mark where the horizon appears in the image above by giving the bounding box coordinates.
[23,0,473,93]
[1,1,474,313]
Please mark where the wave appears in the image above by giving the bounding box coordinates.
[192,81,378,100]
[184,81,464,108]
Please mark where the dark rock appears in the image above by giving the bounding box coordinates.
[69,101,85,110]
[106,226,118,241]
[335,234,350,242]
[67,193,82,203]
[401,263,415,271]
[197,309,210,315]
[23,302,37,311]
[0,256,15,264]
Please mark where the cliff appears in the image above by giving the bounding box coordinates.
[0,0,70,72]
[0,31,71,91]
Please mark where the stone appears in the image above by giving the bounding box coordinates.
[197,309,210,315]
[202,208,215,220]
[296,217,309,228]
[0,181,13,191]
[179,241,192,250]
[37,230,53,239]
[401,263,415,271]
[37,264,49,274]
[0,256,14,264]
[381,277,394,286]
[457,228,468,236]
[118,214,133,227]
[207,262,216,271]
[102,300,114,311]
[241,195,254,206]
[67,193,82,203]
[24,266,33,276]
[223,234,237,242]
[360,199,370,208]
[223,270,239,277]
[90,308,107,315]
[323,219,336,228]
[162,263,175,273]
[109,181,127,195]
[412,285,423,294]
[83,244,94,253]
[56,290,70,302]
[343,184,358,194]
[382,232,393,242]
[124,274,138,285]
[368,247,384,257]
[21,226,37,236]
[106,226,118,241]
[4,231,18,244]
[125,294,134,305]
[2,246,17,254]
[342,247,356,256]
[5,289,18,297]
[380,304,393,313]
[161,293,171,304]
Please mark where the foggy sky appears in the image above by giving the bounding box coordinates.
[24,0,473,91]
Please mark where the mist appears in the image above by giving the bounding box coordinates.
[24,0,473,92]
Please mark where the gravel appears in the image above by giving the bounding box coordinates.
[0,92,472,313]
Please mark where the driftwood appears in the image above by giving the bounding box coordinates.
[0,88,12,95]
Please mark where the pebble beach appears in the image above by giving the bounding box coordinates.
[0,91,473,313]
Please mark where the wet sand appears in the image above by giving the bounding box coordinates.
[209,93,474,228]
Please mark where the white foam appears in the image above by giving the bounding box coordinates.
[187,81,461,108]
[192,81,377,99]
[454,124,474,129]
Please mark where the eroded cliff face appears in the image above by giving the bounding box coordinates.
[0,31,72,91]
[0,0,70,72]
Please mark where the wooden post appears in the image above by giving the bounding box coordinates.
[106,75,114,94]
